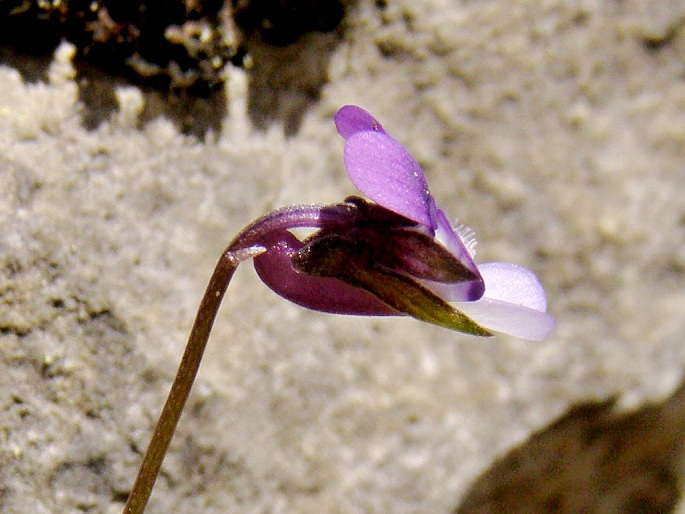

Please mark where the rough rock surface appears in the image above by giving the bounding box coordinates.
[1,1,685,513]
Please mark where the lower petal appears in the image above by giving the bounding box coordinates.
[479,262,548,311]
[454,298,555,341]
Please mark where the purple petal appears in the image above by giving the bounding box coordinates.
[416,209,484,302]
[253,231,397,315]
[334,105,386,138]
[434,209,481,280]
[343,131,436,229]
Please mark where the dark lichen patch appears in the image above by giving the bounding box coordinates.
[244,29,341,135]
[0,0,350,136]
[233,0,346,46]
[0,0,243,136]
[75,62,227,136]
[0,0,244,93]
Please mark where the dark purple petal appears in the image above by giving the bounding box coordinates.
[343,131,437,229]
[253,231,396,315]
[293,233,492,335]
[421,279,485,304]
[334,105,386,138]
[330,197,479,284]
[341,195,420,229]
[375,229,480,283]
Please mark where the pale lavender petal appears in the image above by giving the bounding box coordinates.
[253,231,397,315]
[334,105,386,139]
[451,261,554,340]
[419,209,484,302]
[479,262,548,311]
[434,209,481,279]
[453,298,555,341]
[344,131,436,229]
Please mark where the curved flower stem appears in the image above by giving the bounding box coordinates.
[123,248,242,514]
[122,204,343,514]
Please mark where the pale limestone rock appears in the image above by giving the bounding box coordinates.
[1,2,684,513]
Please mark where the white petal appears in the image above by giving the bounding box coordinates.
[455,298,555,341]
[479,262,547,311]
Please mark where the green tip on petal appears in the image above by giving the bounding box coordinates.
[293,235,493,336]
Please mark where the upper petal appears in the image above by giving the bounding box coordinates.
[334,105,386,138]
[343,130,436,229]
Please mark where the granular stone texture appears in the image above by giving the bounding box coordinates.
[1,1,684,513]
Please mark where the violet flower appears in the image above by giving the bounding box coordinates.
[123,105,554,514]
[253,105,555,340]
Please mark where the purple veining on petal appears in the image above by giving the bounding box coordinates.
[422,279,485,304]
[253,230,398,316]
[343,131,436,229]
[334,105,386,138]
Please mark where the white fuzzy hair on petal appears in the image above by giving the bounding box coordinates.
[455,223,477,257]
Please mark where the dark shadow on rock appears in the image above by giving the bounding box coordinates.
[0,45,53,83]
[233,0,347,46]
[244,29,343,135]
[456,384,685,514]
[0,46,226,138]
[232,0,350,134]
[76,63,227,137]
[0,29,342,138]
[0,0,240,138]
[0,0,353,138]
